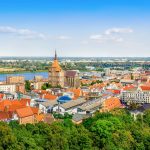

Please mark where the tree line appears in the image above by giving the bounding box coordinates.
[0,108,150,150]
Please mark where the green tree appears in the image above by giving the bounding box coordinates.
[41,83,52,90]
[25,80,31,91]
[0,122,17,150]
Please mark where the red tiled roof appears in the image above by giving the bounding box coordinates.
[104,97,122,110]
[0,93,4,99]
[44,94,57,100]
[107,89,120,94]
[122,85,135,91]
[67,88,82,100]
[31,107,39,115]
[0,112,10,120]
[20,98,31,106]
[35,114,44,122]
[16,107,34,118]
[140,86,150,91]
[0,99,31,112]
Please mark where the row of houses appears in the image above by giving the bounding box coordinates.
[0,99,55,124]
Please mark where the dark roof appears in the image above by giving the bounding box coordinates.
[143,104,150,109]
[65,70,77,77]
[134,104,150,112]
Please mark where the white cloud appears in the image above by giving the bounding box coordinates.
[0,26,47,40]
[57,35,71,40]
[0,26,17,33]
[90,34,103,40]
[105,28,133,35]
[90,27,133,43]
[90,34,124,43]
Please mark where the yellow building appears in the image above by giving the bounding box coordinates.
[48,51,64,87]
[6,76,25,84]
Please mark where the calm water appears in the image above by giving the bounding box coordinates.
[0,72,48,81]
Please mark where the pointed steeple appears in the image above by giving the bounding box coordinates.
[54,50,57,60]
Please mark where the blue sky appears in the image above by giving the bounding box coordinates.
[0,0,150,57]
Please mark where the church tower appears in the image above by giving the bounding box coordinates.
[48,51,64,87]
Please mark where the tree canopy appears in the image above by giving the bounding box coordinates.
[0,109,149,150]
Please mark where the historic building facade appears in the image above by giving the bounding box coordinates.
[48,51,65,87]
[48,52,80,88]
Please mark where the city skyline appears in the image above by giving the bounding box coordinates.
[0,0,150,57]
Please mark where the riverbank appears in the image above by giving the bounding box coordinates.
[0,71,49,81]
[0,70,48,74]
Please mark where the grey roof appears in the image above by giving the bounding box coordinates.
[72,113,91,122]
[120,79,134,83]
[39,100,58,107]
[78,98,102,111]
[60,98,86,110]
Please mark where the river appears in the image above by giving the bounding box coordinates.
[0,72,48,81]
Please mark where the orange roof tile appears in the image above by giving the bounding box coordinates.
[0,112,10,120]
[122,85,135,91]
[44,94,57,100]
[140,86,150,91]
[35,114,44,122]
[51,59,62,72]
[0,98,32,113]
[0,94,4,99]
[104,97,122,110]
[16,107,34,118]
[31,107,39,115]
[20,98,31,106]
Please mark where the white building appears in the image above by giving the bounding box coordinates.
[0,84,16,93]
[121,86,150,104]
[104,68,111,76]
[53,98,86,115]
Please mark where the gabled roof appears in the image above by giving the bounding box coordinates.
[104,97,121,106]
[0,99,31,112]
[20,98,31,106]
[122,85,136,91]
[140,86,150,91]
[67,88,82,99]
[16,107,34,118]
[44,94,57,100]
[0,112,10,120]
[31,107,39,115]
[65,70,78,77]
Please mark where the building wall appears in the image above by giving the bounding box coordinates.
[6,76,25,84]
[121,90,150,103]
[16,84,25,94]
[52,105,65,114]
[39,104,49,113]
[65,76,80,88]
[0,84,16,92]
[32,82,45,90]
[19,115,35,124]
[49,71,64,87]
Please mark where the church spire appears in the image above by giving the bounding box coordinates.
[54,50,57,60]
